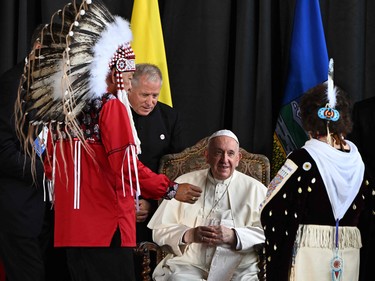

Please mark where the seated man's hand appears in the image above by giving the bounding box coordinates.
[174,183,202,204]
[135,199,151,222]
[209,225,237,247]
[183,225,236,247]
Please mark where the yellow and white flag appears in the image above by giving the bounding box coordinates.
[131,0,172,106]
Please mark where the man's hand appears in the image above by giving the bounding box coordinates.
[183,225,236,247]
[209,225,237,247]
[135,199,152,222]
[174,183,202,204]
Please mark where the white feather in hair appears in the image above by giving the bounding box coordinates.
[327,58,337,108]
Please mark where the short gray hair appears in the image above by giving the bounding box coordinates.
[132,63,162,88]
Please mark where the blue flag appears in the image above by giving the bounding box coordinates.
[272,0,328,177]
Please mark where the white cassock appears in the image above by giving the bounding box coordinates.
[148,169,267,281]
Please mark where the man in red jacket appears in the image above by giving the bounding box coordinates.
[15,1,201,281]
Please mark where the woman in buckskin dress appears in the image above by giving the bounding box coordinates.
[260,81,375,281]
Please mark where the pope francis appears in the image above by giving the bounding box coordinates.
[148,129,267,281]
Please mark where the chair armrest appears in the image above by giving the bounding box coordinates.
[134,241,173,281]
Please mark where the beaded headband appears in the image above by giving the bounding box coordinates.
[109,43,136,72]
[108,42,136,91]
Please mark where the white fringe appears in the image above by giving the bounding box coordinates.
[121,145,141,211]
[73,140,81,209]
[295,224,362,250]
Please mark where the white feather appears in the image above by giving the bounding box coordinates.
[51,61,66,101]
[327,58,337,108]
[89,16,133,98]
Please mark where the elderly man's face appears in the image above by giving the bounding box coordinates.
[128,75,161,116]
[205,136,241,180]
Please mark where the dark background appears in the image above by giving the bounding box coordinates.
[1,0,374,164]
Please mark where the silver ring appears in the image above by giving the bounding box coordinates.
[201,236,204,241]
[192,196,196,201]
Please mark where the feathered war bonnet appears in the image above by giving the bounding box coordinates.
[15,0,140,162]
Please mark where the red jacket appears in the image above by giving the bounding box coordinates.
[44,94,172,247]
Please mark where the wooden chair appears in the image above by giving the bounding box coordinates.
[134,137,270,281]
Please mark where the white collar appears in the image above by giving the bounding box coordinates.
[303,139,364,220]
